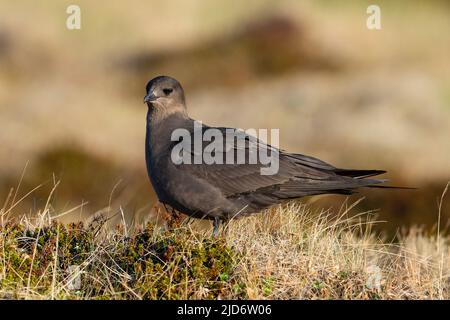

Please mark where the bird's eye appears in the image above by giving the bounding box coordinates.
[163,88,173,96]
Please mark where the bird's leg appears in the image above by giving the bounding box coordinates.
[163,204,183,229]
[172,208,183,227]
[212,217,221,238]
[163,204,170,213]
[160,204,172,222]
[171,207,181,220]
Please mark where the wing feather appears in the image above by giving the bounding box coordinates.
[172,124,385,202]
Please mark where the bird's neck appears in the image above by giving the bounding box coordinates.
[147,103,188,124]
[146,109,191,156]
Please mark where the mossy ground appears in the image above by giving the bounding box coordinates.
[0,219,244,299]
[1,202,449,300]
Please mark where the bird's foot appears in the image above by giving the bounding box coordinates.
[165,206,183,229]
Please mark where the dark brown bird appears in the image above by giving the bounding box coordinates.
[144,76,390,235]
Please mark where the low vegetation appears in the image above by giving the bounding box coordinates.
[1,195,448,299]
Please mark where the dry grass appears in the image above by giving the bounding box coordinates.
[230,202,449,299]
[1,188,449,300]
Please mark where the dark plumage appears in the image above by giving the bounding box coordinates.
[144,76,390,234]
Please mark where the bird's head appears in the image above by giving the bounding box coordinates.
[144,76,186,117]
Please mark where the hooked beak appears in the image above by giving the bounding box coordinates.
[144,92,157,104]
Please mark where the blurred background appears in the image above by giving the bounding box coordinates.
[0,0,449,237]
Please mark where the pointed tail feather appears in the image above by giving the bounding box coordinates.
[334,169,386,179]
[367,185,416,190]
[335,169,414,189]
